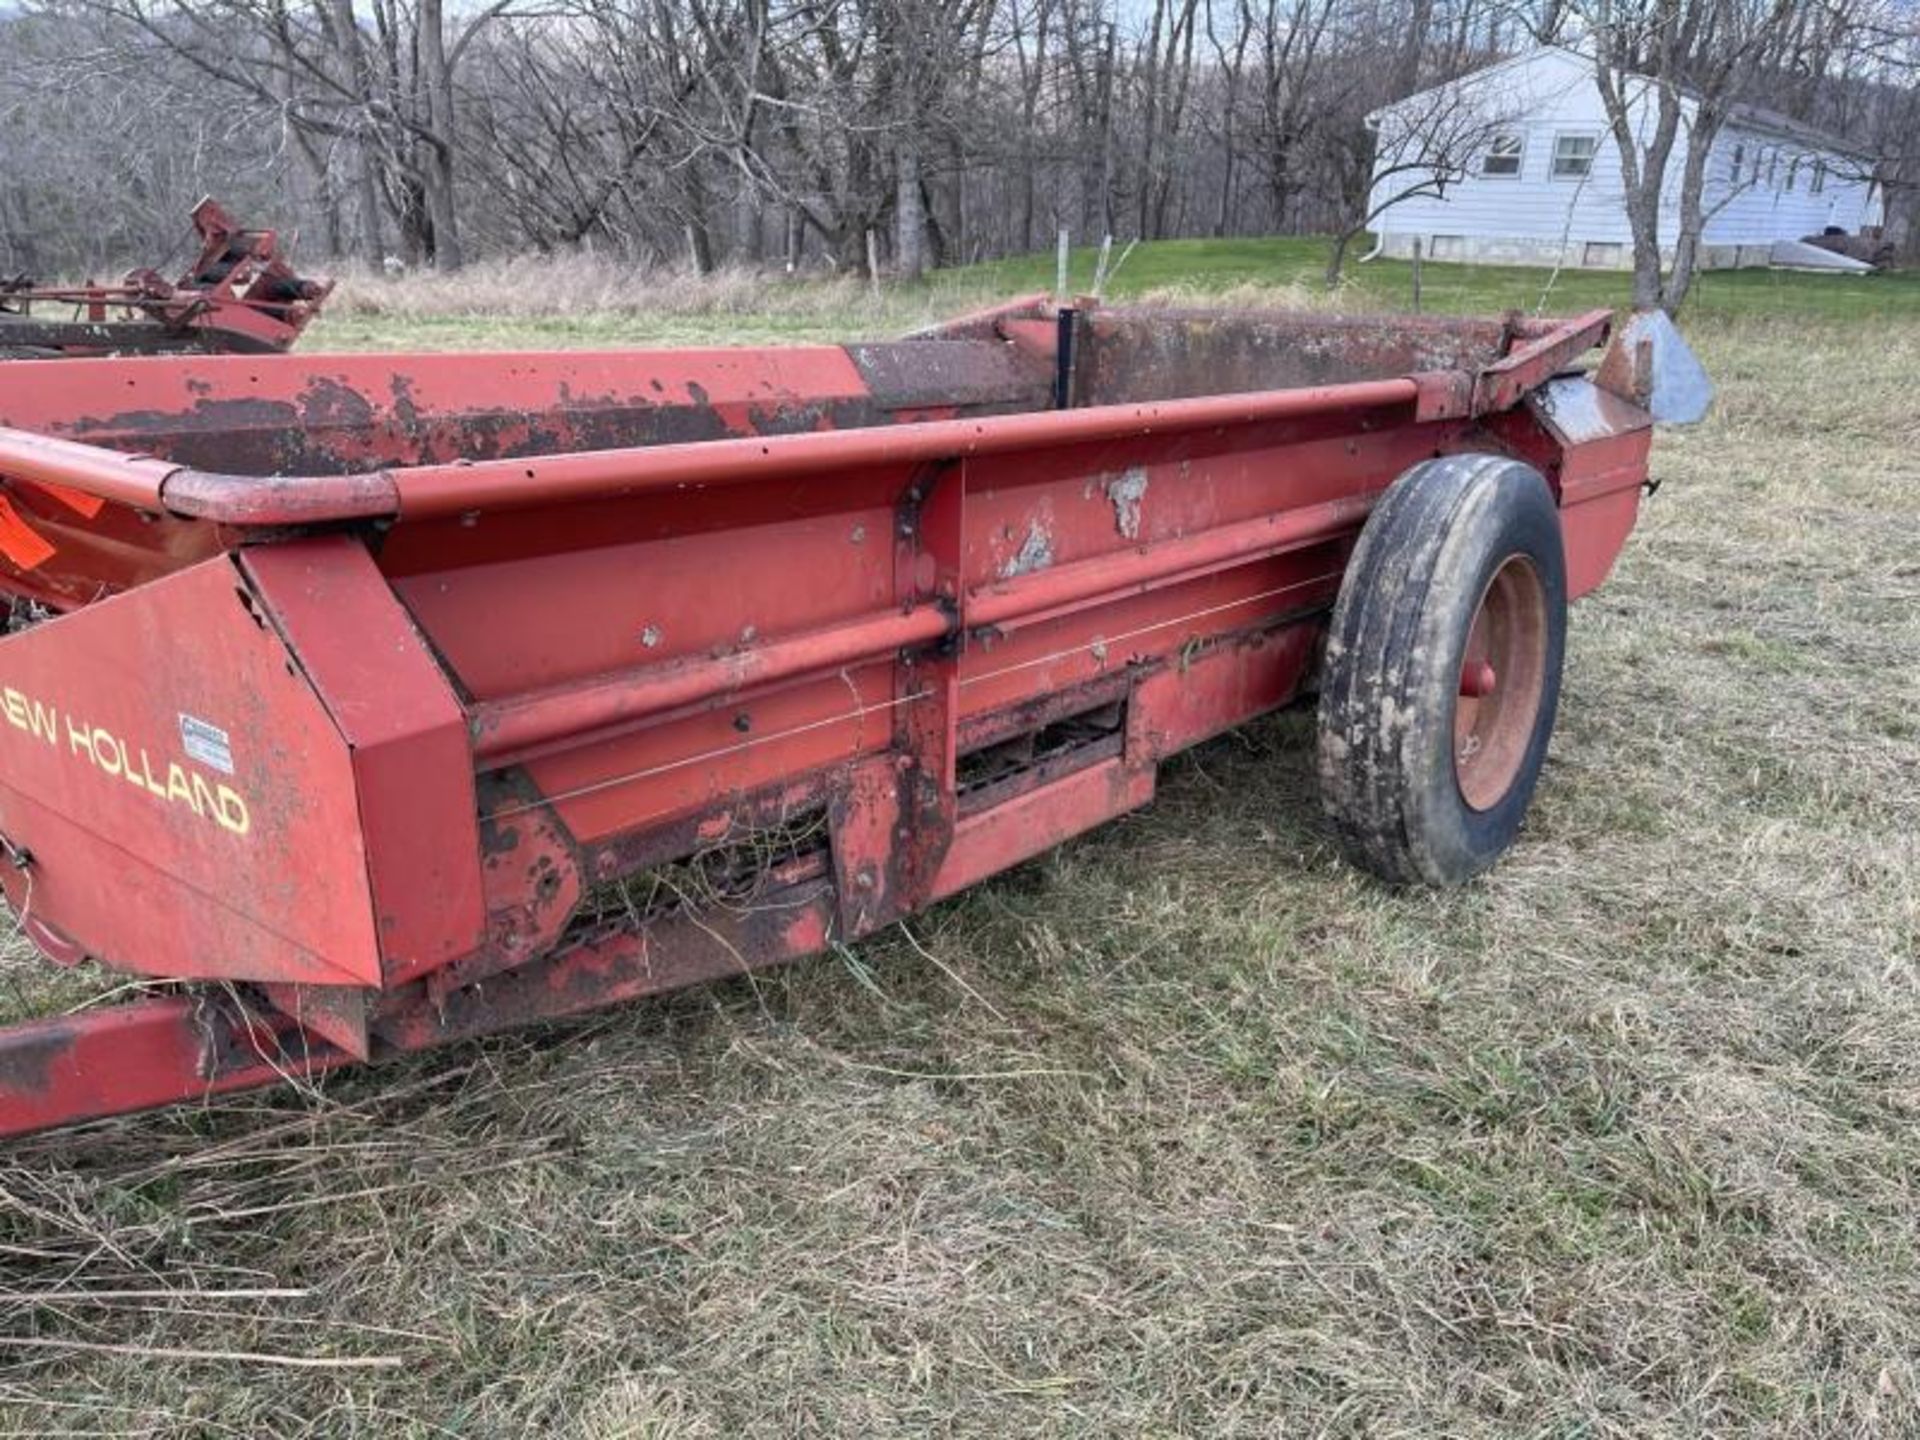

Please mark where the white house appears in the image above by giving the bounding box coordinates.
[1366,46,1884,270]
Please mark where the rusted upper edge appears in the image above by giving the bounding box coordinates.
[162,468,402,523]
[0,307,1614,530]
[0,381,1422,528]
[0,426,402,524]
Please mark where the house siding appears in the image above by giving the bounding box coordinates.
[1699,123,1880,248]
[1368,47,1877,270]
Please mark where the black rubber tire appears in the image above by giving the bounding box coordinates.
[1316,453,1568,886]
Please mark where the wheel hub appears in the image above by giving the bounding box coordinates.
[1453,555,1549,811]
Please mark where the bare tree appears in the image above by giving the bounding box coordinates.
[0,0,1906,283]
[1324,75,1518,285]
[1543,0,1807,310]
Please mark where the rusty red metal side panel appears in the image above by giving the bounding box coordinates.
[375,872,837,1052]
[1483,378,1655,600]
[241,538,486,987]
[257,979,371,1061]
[0,554,380,986]
[831,754,912,938]
[1558,484,1645,600]
[827,460,963,940]
[0,346,880,475]
[1127,624,1323,764]
[931,756,1154,901]
[0,994,351,1140]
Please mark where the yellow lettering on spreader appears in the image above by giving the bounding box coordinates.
[1,686,57,746]
[0,686,253,838]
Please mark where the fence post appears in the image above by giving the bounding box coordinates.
[1411,238,1423,314]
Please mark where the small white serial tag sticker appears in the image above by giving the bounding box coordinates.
[179,714,235,775]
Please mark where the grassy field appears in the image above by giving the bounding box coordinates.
[952,234,1920,322]
[2,242,1918,1436]
[301,235,1920,354]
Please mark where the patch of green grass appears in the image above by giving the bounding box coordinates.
[946,233,1920,323]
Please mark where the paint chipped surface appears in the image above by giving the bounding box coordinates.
[1001,518,1055,578]
[1105,468,1149,541]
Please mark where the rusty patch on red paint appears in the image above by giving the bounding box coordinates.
[0,1017,75,1097]
[458,767,587,997]
[1076,310,1513,406]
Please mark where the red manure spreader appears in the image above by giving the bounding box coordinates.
[0,295,1707,1136]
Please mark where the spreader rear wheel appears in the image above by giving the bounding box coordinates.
[1316,454,1567,886]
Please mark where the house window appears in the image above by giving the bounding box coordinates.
[1481,133,1524,178]
[1551,133,1598,180]
[1812,160,1827,194]
[1730,142,1745,184]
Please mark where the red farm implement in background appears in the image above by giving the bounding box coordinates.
[0,198,332,359]
[0,295,1707,1137]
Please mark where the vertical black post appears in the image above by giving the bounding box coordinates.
[1053,306,1077,410]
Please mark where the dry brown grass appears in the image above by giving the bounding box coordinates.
[326,255,889,321]
[315,256,959,352]
[310,255,1352,355]
[0,295,1916,1436]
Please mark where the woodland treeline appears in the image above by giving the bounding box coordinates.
[0,0,1915,277]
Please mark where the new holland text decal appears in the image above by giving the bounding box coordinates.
[1,685,250,836]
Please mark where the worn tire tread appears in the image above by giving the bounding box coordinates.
[1317,454,1567,886]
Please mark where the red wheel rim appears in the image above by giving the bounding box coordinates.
[1453,555,1548,812]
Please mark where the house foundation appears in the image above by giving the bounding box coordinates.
[1376,233,1774,271]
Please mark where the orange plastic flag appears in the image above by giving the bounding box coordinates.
[27,480,105,519]
[0,495,56,570]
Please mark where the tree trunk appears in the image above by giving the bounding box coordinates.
[684,171,715,274]
[1137,0,1165,239]
[734,162,761,263]
[1020,164,1036,254]
[895,134,926,281]
[1324,227,1358,288]
[268,48,330,256]
[395,178,432,267]
[355,159,389,264]
[322,0,388,263]
[1626,191,1664,310]
[418,0,464,270]
[1662,111,1722,313]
